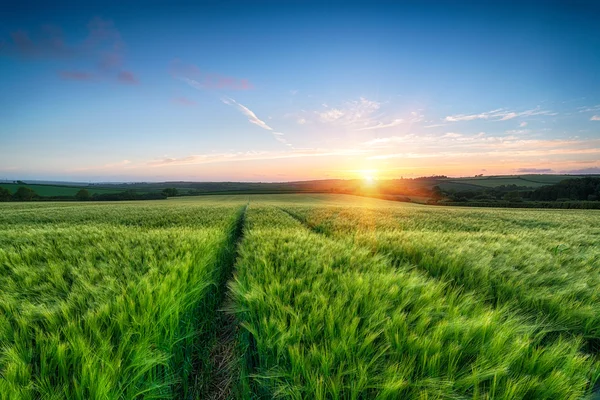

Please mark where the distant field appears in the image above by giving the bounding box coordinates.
[0,183,122,197]
[1,194,599,399]
[3,174,598,199]
[438,174,600,190]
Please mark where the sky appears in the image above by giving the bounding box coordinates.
[1,0,600,182]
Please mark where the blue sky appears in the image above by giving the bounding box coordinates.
[1,0,600,181]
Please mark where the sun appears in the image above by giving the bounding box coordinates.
[360,169,378,184]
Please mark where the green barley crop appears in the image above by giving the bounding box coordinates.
[0,198,246,399]
[231,203,600,399]
[1,194,599,399]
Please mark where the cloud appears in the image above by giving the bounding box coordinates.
[520,121,528,127]
[117,70,138,84]
[318,97,381,126]
[305,97,422,131]
[297,118,306,125]
[1,18,137,86]
[58,70,94,81]
[147,147,366,167]
[170,59,253,90]
[443,132,462,138]
[591,115,600,121]
[562,167,600,174]
[578,105,600,113]
[516,168,554,173]
[504,129,531,135]
[356,119,405,131]
[445,107,556,122]
[1,26,74,59]
[172,97,196,106]
[221,96,291,146]
[424,123,447,128]
[221,96,273,131]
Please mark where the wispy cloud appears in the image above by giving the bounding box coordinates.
[221,96,273,131]
[591,115,600,121]
[520,121,528,127]
[445,107,556,122]
[117,70,138,84]
[301,97,422,131]
[147,147,366,167]
[221,96,291,146]
[562,166,600,174]
[170,59,253,90]
[356,119,404,131]
[578,105,600,113]
[443,132,462,138]
[1,17,137,86]
[516,168,553,173]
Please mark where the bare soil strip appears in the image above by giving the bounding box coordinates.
[203,204,247,400]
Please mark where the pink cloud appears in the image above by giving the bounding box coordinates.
[117,70,138,84]
[172,97,196,106]
[58,70,94,81]
[3,26,73,58]
[2,18,138,86]
[170,59,253,90]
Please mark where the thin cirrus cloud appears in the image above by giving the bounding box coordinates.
[516,168,554,173]
[117,70,138,84]
[170,59,253,90]
[300,97,422,131]
[591,115,600,121]
[445,107,556,122]
[1,17,138,85]
[146,147,365,167]
[221,96,291,146]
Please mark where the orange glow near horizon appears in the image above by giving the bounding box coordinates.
[359,169,378,184]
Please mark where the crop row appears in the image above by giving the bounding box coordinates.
[231,205,599,399]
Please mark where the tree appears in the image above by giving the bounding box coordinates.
[503,191,522,202]
[75,189,91,201]
[0,187,11,202]
[13,186,37,201]
[162,188,179,197]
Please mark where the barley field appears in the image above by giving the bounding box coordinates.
[1,195,599,399]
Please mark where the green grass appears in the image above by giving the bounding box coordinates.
[0,198,247,399]
[1,194,599,399]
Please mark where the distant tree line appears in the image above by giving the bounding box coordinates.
[436,177,600,208]
[0,187,169,202]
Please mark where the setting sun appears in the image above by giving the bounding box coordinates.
[360,169,378,184]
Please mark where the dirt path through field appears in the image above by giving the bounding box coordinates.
[204,203,247,400]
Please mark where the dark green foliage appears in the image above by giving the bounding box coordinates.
[91,190,167,201]
[0,187,10,202]
[12,186,37,201]
[162,188,179,197]
[74,189,91,201]
[530,177,600,201]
